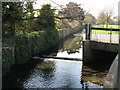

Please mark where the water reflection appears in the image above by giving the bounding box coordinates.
[2,60,43,88]
[55,34,83,59]
[59,35,83,54]
[81,58,113,88]
[82,65,107,86]
[36,60,55,80]
[22,60,56,88]
[23,59,83,88]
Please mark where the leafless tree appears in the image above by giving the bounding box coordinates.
[97,7,114,27]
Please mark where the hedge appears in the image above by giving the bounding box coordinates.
[2,29,59,75]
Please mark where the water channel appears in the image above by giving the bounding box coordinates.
[3,32,113,89]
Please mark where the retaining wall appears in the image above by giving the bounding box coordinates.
[83,41,118,64]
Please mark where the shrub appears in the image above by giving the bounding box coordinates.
[2,47,15,75]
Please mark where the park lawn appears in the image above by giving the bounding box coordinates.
[92,24,120,29]
[92,30,119,34]
[92,25,120,34]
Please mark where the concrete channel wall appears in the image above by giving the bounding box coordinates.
[104,55,118,88]
[83,41,118,64]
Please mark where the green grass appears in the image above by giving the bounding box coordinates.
[92,30,119,34]
[92,25,120,34]
[92,24,120,29]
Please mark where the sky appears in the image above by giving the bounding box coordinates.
[33,0,120,18]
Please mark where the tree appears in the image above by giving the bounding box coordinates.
[57,2,85,29]
[112,16,118,24]
[24,2,35,19]
[58,2,85,22]
[37,4,56,30]
[2,2,24,35]
[84,13,96,24]
[105,8,114,27]
[97,8,114,27]
[97,10,106,24]
[2,2,35,35]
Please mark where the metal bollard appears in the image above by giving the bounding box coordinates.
[85,24,91,40]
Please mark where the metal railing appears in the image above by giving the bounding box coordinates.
[85,24,119,44]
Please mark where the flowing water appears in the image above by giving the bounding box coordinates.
[3,33,112,89]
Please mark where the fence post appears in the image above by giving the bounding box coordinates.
[109,28,112,44]
[85,24,91,40]
[89,24,91,40]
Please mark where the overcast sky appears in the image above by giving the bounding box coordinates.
[33,0,120,18]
